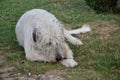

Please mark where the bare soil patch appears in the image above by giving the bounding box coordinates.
[0,68,66,80]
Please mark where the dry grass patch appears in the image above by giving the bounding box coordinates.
[92,21,120,39]
[75,21,120,39]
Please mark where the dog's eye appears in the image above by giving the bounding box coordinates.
[48,42,52,45]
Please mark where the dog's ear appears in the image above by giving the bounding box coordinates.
[32,28,37,42]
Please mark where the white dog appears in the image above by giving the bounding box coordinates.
[15,9,91,67]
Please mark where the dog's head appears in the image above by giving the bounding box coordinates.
[32,25,66,62]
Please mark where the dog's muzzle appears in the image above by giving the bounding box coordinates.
[55,52,62,62]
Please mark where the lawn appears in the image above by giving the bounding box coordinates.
[0,0,120,80]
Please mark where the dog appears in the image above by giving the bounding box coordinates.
[15,9,91,67]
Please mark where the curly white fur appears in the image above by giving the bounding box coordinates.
[15,9,91,67]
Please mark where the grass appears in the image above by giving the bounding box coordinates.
[0,0,120,80]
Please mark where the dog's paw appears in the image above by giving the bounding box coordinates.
[72,38,83,46]
[81,24,91,33]
[61,59,78,67]
[75,39,83,46]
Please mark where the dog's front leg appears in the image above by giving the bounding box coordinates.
[61,43,78,67]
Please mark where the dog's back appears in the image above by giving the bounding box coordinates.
[15,9,63,47]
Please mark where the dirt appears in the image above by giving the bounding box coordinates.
[0,65,66,80]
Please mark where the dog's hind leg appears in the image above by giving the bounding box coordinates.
[68,24,91,35]
[61,43,78,67]
[64,29,83,45]
[64,24,91,45]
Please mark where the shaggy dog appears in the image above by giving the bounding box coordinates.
[15,9,91,67]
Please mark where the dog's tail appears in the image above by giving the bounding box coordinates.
[68,24,91,35]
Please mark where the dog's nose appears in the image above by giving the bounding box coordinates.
[55,52,62,62]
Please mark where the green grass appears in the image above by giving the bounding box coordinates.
[0,0,120,80]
